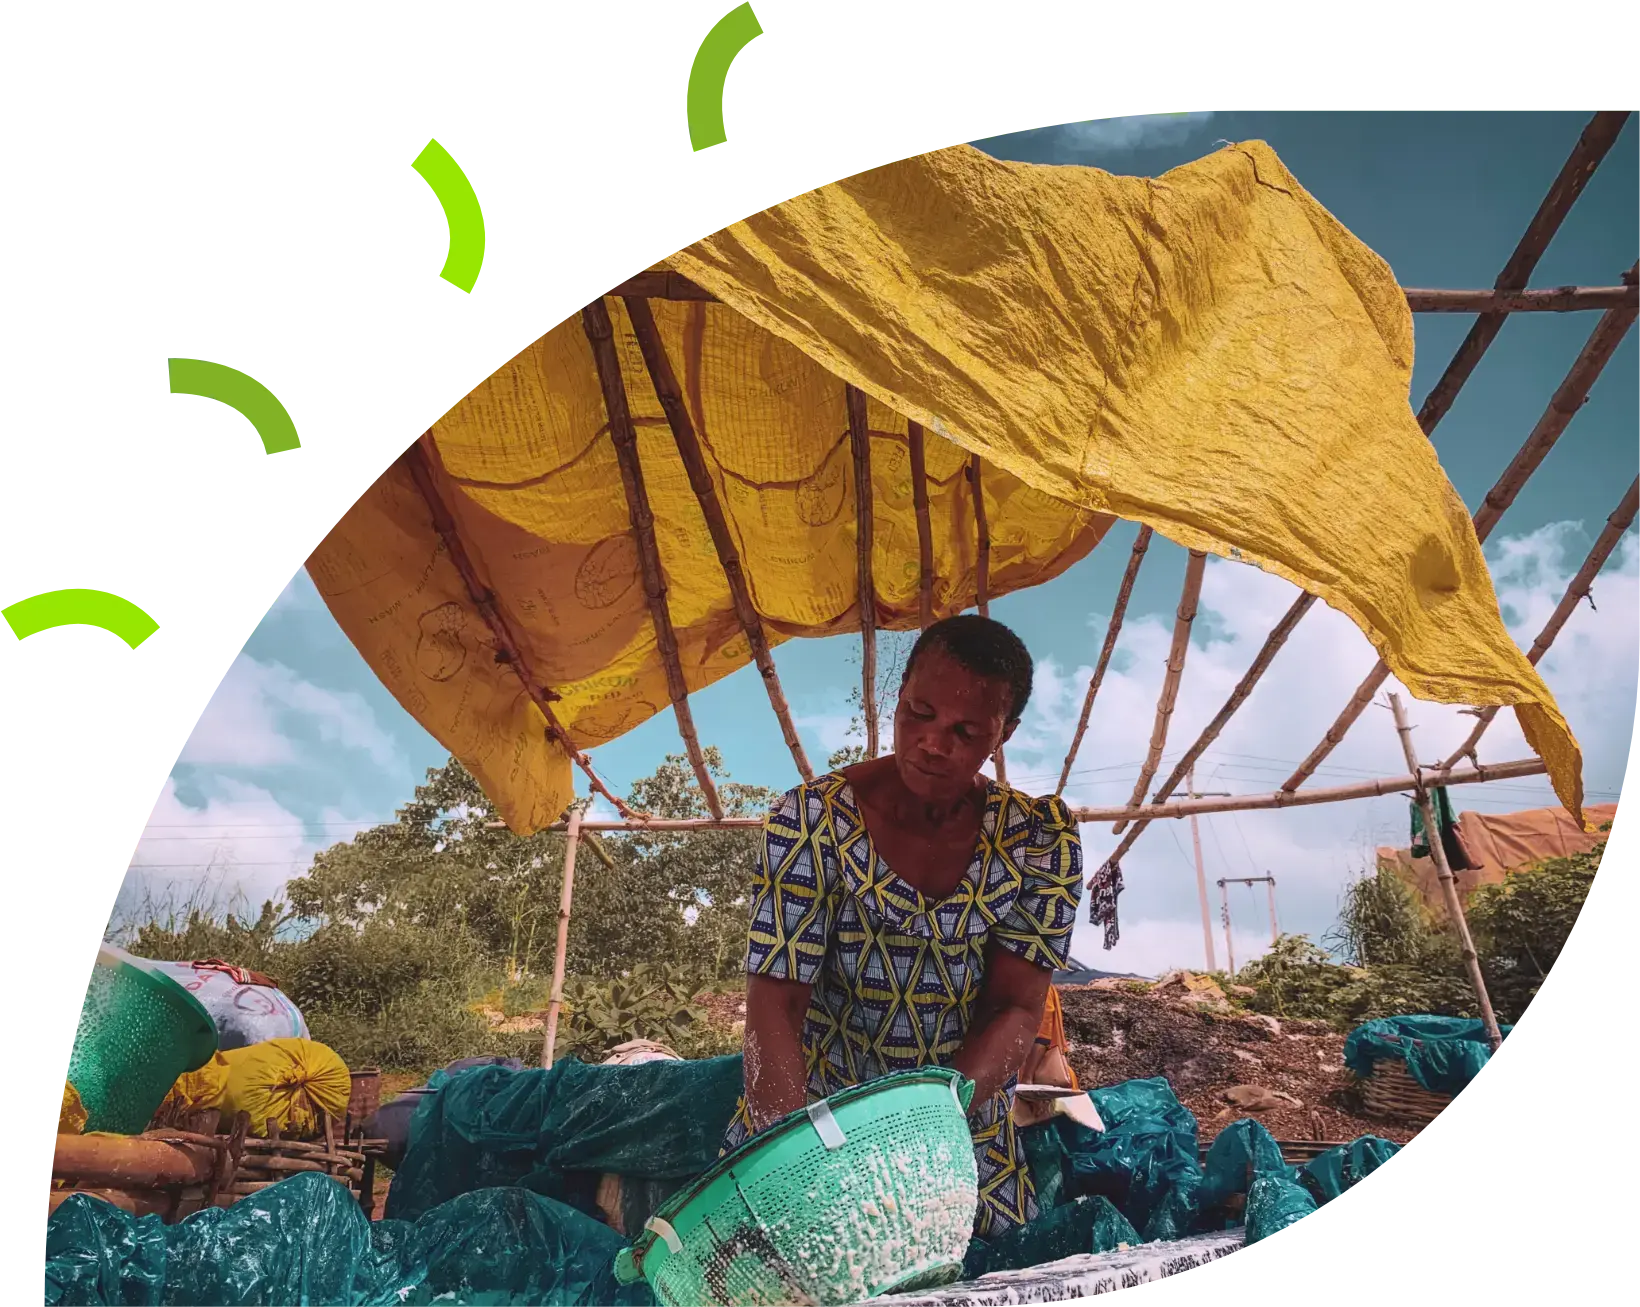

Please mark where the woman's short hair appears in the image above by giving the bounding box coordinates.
[902,615,1034,723]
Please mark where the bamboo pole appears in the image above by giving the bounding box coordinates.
[1388,693,1504,1050]
[909,422,935,631]
[542,807,583,1068]
[1057,526,1153,796]
[622,295,814,782]
[1188,768,1217,972]
[1442,476,1640,769]
[1282,272,1638,793]
[1112,550,1207,834]
[582,299,723,820]
[403,438,634,819]
[969,454,1009,784]
[496,756,1543,834]
[848,385,880,758]
[1403,286,1636,312]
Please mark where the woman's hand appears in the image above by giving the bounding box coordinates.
[744,973,814,1132]
[951,944,1054,1107]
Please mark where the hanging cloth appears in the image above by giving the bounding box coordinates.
[1410,787,1474,872]
[1088,858,1124,949]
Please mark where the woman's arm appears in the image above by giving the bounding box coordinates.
[744,973,814,1132]
[952,944,1054,1106]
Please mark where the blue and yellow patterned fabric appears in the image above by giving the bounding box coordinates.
[723,771,1084,1237]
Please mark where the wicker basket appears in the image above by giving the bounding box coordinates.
[345,1067,382,1137]
[1357,1058,1452,1125]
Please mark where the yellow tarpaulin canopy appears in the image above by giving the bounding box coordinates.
[308,140,1583,834]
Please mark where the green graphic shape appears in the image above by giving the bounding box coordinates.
[0,9,1633,142]
[416,140,892,298]
[1,590,277,659]
[167,354,501,455]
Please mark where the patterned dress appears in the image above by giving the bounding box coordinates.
[721,771,1084,1238]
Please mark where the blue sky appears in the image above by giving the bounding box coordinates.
[126,112,1638,976]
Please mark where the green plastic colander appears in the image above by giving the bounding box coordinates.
[614,1068,980,1307]
[66,945,219,1134]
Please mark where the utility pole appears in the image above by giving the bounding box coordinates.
[1184,767,1231,974]
[1216,874,1278,978]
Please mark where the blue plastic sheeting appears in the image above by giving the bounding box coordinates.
[45,1172,654,1307]
[385,1056,745,1223]
[1058,1077,1203,1234]
[1299,1136,1401,1204]
[1243,1175,1316,1245]
[1199,1117,1290,1222]
[1343,1015,1510,1095]
[964,1195,1140,1278]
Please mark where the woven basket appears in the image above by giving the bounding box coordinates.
[1357,1058,1452,1124]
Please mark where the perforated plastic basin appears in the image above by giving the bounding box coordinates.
[615,1068,980,1307]
[66,945,218,1134]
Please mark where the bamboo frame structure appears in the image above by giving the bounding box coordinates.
[1388,694,1504,1049]
[1057,527,1153,795]
[582,299,723,820]
[1441,476,1640,769]
[541,807,582,1067]
[403,437,635,818]
[1112,551,1207,834]
[909,422,935,630]
[521,113,1631,1035]
[622,295,814,782]
[848,385,880,758]
[1282,264,1639,793]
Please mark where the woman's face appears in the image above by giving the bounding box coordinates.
[893,645,1018,802]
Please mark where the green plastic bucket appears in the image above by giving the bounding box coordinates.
[66,946,219,1134]
[615,1068,980,1306]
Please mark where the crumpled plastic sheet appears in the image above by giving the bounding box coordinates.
[1199,1117,1291,1221]
[386,1056,745,1223]
[1299,1136,1401,1205]
[1061,1078,1202,1233]
[1242,1175,1318,1246]
[44,1172,655,1307]
[1343,1015,1509,1095]
[966,1196,1140,1279]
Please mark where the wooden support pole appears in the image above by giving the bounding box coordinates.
[1282,274,1637,793]
[848,385,880,758]
[1113,550,1207,834]
[494,757,1545,835]
[1189,768,1217,972]
[583,299,723,819]
[404,438,634,819]
[1266,878,1279,944]
[1442,475,1640,769]
[1219,879,1234,977]
[1057,526,1152,796]
[1388,693,1504,1050]
[909,422,935,631]
[1402,285,1636,313]
[542,807,583,1068]
[1076,756,1544,836]
[970,454,1008,784]
[622,295,813,782]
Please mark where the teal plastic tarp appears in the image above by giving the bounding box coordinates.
[1343,1015,1509,1095]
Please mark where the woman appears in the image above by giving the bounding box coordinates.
[723,615,1084,1239]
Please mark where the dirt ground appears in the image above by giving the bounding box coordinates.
[1057,981,1416,1146]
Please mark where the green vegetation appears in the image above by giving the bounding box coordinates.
[1231,830,1606,1028]
[110,750,767,1074]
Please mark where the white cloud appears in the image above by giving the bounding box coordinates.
[1046,112,1217,157]
[180,653,399,771]
[116,777,374,925]
[1002,520,1636,977]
